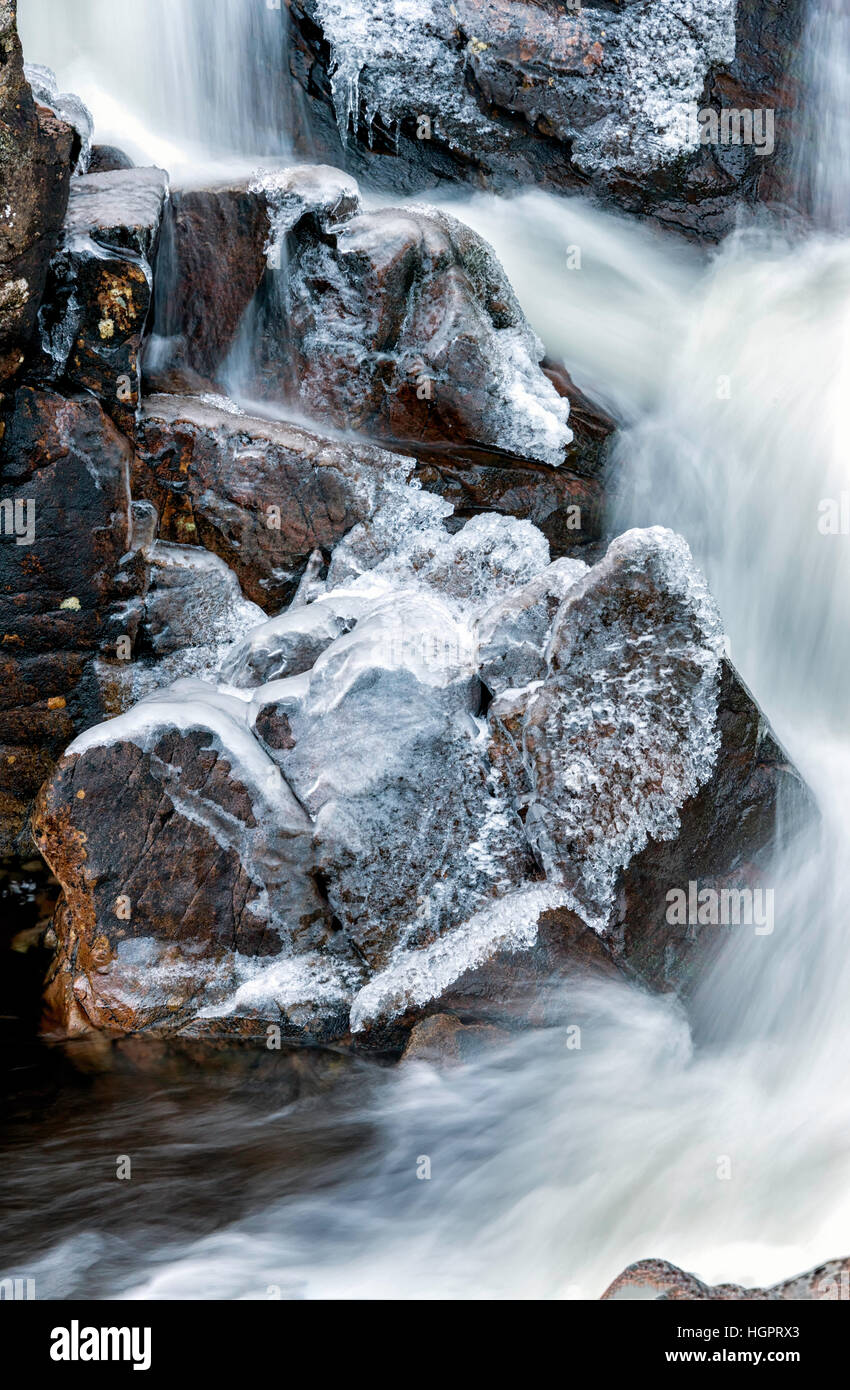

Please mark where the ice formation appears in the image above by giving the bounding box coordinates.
[515,528,725,931]
[311,0,736,175]
[53,446,728,1032]
[24,62,94,173]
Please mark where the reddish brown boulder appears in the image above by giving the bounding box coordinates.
[133,393,408,610]
[144,183,270,386]
[248,196,574,466]
[485,528,816,995]
[0,0,74,385]
[33,694,355,1041]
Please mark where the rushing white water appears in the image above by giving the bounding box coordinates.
[9,0,850,1300]
[18,0,293,178]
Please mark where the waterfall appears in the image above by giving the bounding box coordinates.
[18,0,292,176]
[8,0,850,1300]
[791,0,850,232]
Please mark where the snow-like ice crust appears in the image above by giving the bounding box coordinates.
[522,527,725,931]
[68,676,310,832]
[312,0,736,175]
[25,63,93,173]
[349,883,568,1031]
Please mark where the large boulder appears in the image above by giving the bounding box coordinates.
[245,179,574,466]
[0,0,74,384]
[32,519,816,1047]
[132,393,422,611]
[143,167,599,472]
[287,0,805,241]
[34,681,360,1041]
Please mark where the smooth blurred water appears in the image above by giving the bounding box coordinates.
[18,0,293,179]
[6,0,850,1300]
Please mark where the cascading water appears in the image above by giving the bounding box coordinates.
[17,0,293,177]
[7,0,850,1299]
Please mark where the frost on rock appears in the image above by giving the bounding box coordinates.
[350,883,566,1032]
[220,578,393,688]
[262,589,536,968]
[311,0,736,176]
[490,527,725,933]
[249,163,360,263]
[41,496,740,1039]
[313,0,497,148]
[256,190,572,465]
[25,63,93,173]
[328,500,552,618]
[130,543,268,694]
[565,0,736,174]
[477,556,588,696]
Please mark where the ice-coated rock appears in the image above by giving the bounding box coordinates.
[488,528,726,932]
[33,512,815,1046]
[238,183,573,464]
[290,0,805,240]
[250,162,360,247]
[220,578,391,688]
[34,678,362,1040]
[256,589,534,973]
[476,556,588,696]
[24,63,93,174]
[37,168,169,434]
[133,393,418,611]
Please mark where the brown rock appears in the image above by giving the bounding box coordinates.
[145,183,270,385]
[33,707,354,1041]
[0,387,145,851]
[133,393,404,610]
[288,0,806,242]
[239,194,574,467]
[0,0,74,385]
[401,1012,509,1064]
[36,167,168,435]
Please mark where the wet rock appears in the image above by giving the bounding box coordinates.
[617,657,815,993]
[476,555,588,696]
[33,518,815,1049]
[33,681,359,1040]
[249,190,572,464]
[144,182,271,386]
[602,1255,850,1301]
[0,0,75,385]
[133,393,416,611]
[401,1011,508,1064]
[87,145,135,174]
[486,527,816,989]
[261,587,535,971]
[24,63,92,174]
[0,387,146,852]
[411,441,603,556]
[288,0,805,241]
[36,167,169,434]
